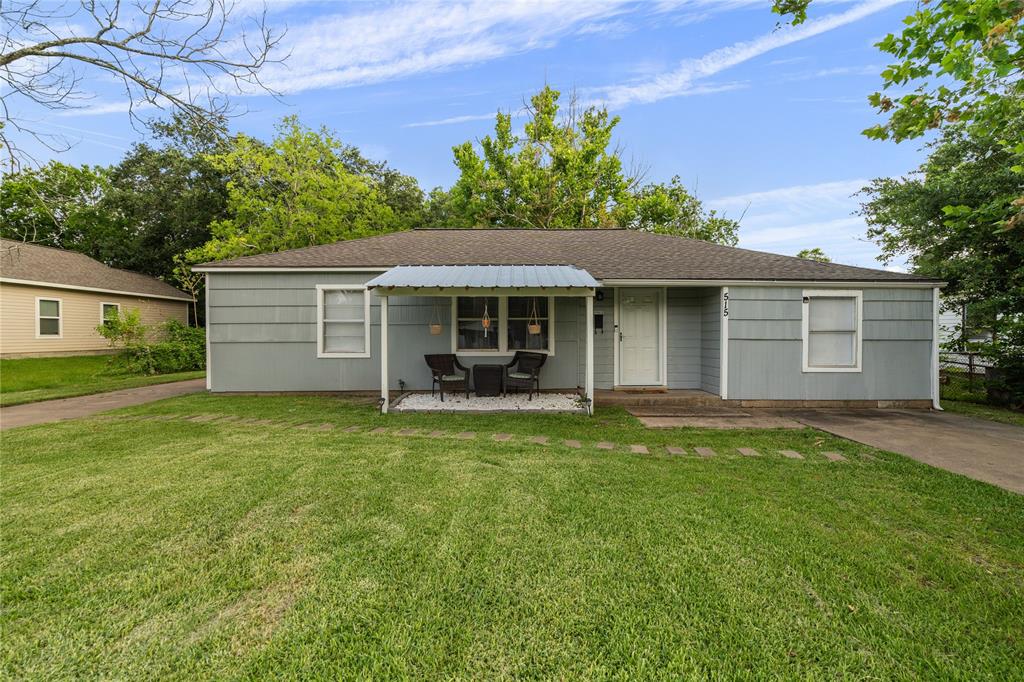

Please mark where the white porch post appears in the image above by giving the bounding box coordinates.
[380,294,389,414]
[720,286,729,400]
[586,293,595,416]
[932,286,942,410]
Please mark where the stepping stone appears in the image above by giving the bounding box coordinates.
[564,439,582,449]
[369,427,389,435]
[343,425,362,433]
[456,431,475,440]
[694,447,716,458]
[492,433,512,442]
[528,436,549,445]
[398,428,420,436]
[596,441,615,450]
[428,430,446,438]
[666,446,686,456]
[779,450,804,460]
[252,419,277,426]
[313,423,335,432]
[237,417,260,424]
[822,451,847,462]
[188,414,219,422]
[630,444,649,455]
[294,423,315,430]
[215,415,240,423]
[737,448,762,457]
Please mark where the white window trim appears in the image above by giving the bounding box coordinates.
[99,301,121,325]
[316,284,371,359]
[35,296,63,339]
[801,289,863,373]
[450,295,556,356]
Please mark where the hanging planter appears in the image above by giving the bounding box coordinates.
[482,300,491,337]
[527,297,542,335]
[429,300,442,335]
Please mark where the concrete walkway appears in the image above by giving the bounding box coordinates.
[784,409,1024,494]
[0,379,206,430]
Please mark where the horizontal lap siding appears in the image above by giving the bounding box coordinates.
[207,272,583,392]
[591,293,615,389]
[667,288,704,389]
[701,289,721,395]
[727,286,933,400]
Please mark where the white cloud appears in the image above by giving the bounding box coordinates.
[589,0,901,108]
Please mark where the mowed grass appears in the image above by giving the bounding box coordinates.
[2,394,1023,679]
[0,355,204,406]
[942,398,1024,427]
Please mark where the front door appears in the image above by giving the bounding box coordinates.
[618,288,661,385]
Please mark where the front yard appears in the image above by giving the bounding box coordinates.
[0,355,204,406]
[3,394,1022,678]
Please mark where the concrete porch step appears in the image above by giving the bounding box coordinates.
[596,389,728,407]
[625,406,750,417]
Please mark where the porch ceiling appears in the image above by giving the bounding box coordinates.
[366,264,599,292]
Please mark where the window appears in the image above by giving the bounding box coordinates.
[36,298,62,338]
[100,302,120,327]
[452,296,554,354]
[317,285,370,358]
[802,290,862,372]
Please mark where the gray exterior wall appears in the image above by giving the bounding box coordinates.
[207,271,586,392]
[727,286,934,400]
[700,289,722,395]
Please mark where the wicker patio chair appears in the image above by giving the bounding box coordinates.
[503,351,546,400]
[424,354,469,401]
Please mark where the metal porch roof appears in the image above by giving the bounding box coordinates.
[366,264,599,290]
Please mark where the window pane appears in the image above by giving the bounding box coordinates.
[39,300,59,318]
[507,296,547,318]
[808,297,855,332]
[508,319,549,351]
[808,332,856,367]
[324,289,364,321]
[324,321,365,353]
[39,317,60,336]
[457,296,497,319]
[457,319,499,350]
[102,304,119,324]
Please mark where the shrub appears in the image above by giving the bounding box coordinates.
[96,308,147,347]
[112,320,206,375]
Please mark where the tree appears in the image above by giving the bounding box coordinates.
[0,161,128,260]
[447,86,635,228]
[103,113,229,279]
[795,247,831,262]
[0,0,281,171]
[860,111,1024,337]
[616,176,739,245]
[338,145,425,230]
[444,86,739,243]
[189,116,401,262]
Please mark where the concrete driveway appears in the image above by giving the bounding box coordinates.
[0,379,206,430]
[784,409,1024,494]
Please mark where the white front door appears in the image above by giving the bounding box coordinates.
[618,288,662,385]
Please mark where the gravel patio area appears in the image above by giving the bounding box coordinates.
[392,392,585,413]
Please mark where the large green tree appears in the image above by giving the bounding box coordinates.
[190,116,410,262]
[439,86,739,243]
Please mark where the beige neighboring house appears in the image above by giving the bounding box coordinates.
[0,239,192,358]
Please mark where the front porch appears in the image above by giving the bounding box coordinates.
[391,391,587,414]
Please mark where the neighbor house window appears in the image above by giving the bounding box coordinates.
[317,285,370,358]
[100,302,120,327]
[37,298,62,338]
[802,290,862,372]
[452,296,554,354]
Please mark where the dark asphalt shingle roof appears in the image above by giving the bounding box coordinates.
[0,239,192,300]
[195,229,939,282]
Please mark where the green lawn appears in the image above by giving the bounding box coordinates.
[3,394,1022,679]
[942,399,1024,427]
[0,355,204,406]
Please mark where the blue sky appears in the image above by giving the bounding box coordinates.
[27,0,925,270]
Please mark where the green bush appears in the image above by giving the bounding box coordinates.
[113,320,206,375]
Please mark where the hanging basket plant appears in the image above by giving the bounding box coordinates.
[429,300,442,335]
[527,297,542,335]
[482,300,491,337]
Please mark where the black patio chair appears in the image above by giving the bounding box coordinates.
[503,351,546,400]
[424,354,469,401]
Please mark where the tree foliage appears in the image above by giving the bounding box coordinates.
[440,86,739,243]
[795,247,831,263]
[188,116,418,262]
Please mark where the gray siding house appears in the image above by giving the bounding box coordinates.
[195,229,944,414]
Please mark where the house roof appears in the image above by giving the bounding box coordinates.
[366,264,600,289]
[0,239,193,301]
[194,228,940,283]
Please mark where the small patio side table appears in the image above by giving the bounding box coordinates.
[473,364,504,397]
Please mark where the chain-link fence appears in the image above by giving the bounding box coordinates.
[939,352,994,403]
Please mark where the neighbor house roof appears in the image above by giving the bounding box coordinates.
[194,229,941,283]
[0,239,193,301]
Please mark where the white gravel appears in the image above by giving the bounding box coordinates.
[393,392,585,413]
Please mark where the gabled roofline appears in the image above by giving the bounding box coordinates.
[0,277,194,302]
